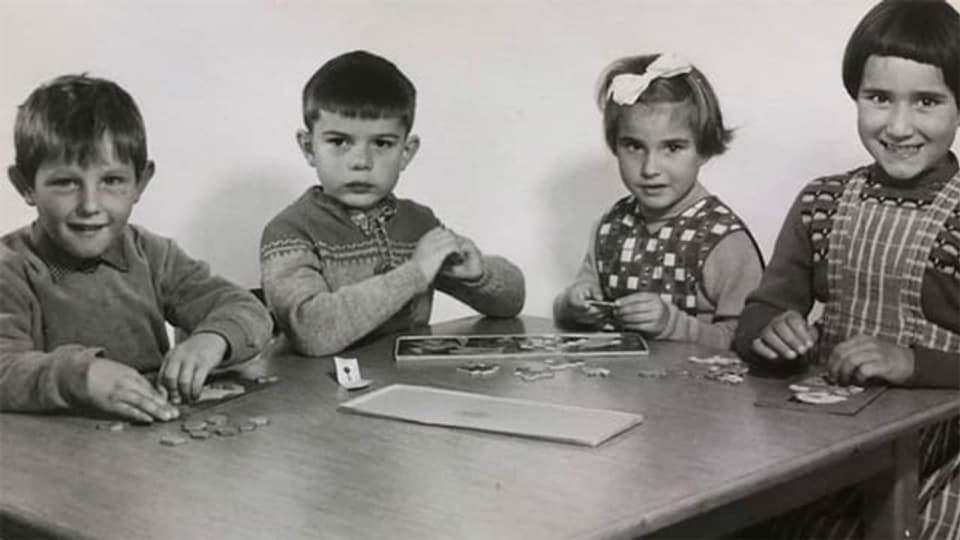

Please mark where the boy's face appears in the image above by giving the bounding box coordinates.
[857,55,960,181]
[10,136,153,260]
[614,102,707,219]
[298,110,419,209]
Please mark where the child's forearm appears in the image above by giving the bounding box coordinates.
[263,255,428,356]
[907,348,960,389]
[157,238,273,364]
[656,305,738,349]
[0,343,99,411]
[438,255,524,318]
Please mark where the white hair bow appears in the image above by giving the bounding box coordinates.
[607,53,693,106]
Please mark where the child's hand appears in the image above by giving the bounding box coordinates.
[86,358,179,423]
[614,292,670,335]
[826,335,914,386]
[159,332,228,404]
[752,310,818,361]
[440,233,484,281]
[412,227,462,282]
[565,282,609,325]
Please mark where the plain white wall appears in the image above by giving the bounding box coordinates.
[2,0,957,323]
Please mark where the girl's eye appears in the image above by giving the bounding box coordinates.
[866,94,889,104]
[917,97,940,108]
[666,143,684,153]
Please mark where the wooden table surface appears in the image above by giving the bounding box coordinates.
[2,316,958,539]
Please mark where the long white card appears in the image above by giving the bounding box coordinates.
[338,384,643,447]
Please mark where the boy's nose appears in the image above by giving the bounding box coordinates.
[884,102,915,139]
[76,187,103,216]
[349,145,373,170]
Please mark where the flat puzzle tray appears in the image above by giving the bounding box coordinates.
[394,332,649,362]
[338,384,644,447]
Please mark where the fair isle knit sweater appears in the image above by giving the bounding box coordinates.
[259,187,525,356]
[0,223,274,411]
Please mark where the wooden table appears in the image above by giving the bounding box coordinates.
[2,316,957,539]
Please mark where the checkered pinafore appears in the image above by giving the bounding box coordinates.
[594,195,753,314]
[820,169,960,539]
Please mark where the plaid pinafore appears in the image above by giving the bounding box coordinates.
[594,195,757,314]
[814,169,960,539]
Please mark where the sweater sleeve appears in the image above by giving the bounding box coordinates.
[656,230,764,349]
[148,234,273,365]
[435,254,525,318]
[261,241,429,357]
[733,195,817,365]
[0,250,98,410]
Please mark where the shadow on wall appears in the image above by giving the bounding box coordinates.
[183,170,304,288]
[538,155,623,294]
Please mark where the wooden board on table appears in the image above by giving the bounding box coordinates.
[338,384,644,447]
[394,332,648,362]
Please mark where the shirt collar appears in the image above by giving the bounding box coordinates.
[310,186,398,234]
[31,222,130,278]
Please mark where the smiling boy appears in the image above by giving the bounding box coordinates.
[259,51,524,356]
[0,75,273,421]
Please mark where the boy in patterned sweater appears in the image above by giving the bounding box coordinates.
[260,51,525,356]
[734,1,960,537]
[554,53,763,349]
[0,75,273,422]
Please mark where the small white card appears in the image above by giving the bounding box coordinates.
[334,356,372,390]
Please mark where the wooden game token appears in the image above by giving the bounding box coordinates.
[788,384,812,393]
[248,416,270,427]
[214,426,239,437]
[97,421,128,432]
[238,422,257,432]
[794,391,849,405]
[160,435,188,446]
[188,430,211,440]
[256,375,280,384]
[206,414,229,427]
[181,420,208,432]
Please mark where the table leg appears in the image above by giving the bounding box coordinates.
[863,431,919,539]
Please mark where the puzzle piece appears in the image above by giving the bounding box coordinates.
[637,368,692,379]
[456,362,500,376]
[580,366,610,378]
[514,365,555,382]
[787,373,865,404]
[688,354,741,366]
[544,357,585,371]
[196,382,246,403]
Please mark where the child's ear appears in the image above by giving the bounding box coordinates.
[133,161,155,203]
[296,129,316,166]
[400,134,420,171]
[7,166,35,206]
